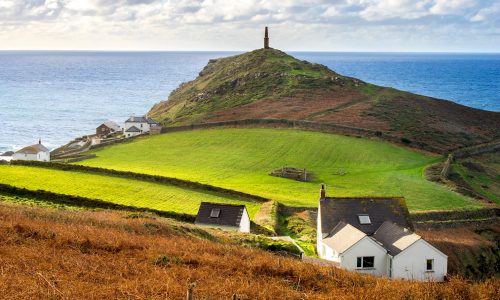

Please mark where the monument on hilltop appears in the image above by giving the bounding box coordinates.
[264,26,269,49]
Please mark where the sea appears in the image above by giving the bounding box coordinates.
[0,51,499,153]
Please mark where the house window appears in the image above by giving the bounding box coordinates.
[210,208,221,218]
[357,256,375,269]
[426,259,434,271]
[358,214,371,225]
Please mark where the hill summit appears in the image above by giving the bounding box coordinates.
[148,49,499,152]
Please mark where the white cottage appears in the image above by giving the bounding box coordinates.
[195,202,250,233]
[13,140,50,162]
[317,186,447,281]
[124,116,159,135]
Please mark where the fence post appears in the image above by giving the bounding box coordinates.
[186,283,194,300]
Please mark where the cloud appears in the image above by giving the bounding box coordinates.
[0,0,498,51]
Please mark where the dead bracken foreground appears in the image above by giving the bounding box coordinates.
[0,203,498,299]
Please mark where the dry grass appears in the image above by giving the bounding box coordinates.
[0,203,498,299]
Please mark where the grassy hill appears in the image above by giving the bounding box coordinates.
[77,128,480,211]
[0,165,261,217]
[0,202,496,299]
[148,49,500,153]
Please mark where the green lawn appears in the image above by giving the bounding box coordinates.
[0,165,261,218]
[78,128,480,211]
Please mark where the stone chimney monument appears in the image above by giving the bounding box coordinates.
[264,26,269,49]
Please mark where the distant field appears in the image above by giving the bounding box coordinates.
[78,128,480,211]
[0,165,261,218]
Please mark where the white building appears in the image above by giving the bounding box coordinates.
[13,140,50,162]
[317,186,447,281]
[124,126,142,138]
[124,116,159,136]
[195,202,250,233]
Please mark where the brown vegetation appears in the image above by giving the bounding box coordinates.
[0,203,497,299]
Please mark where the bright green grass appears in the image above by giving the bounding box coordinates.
[78,128,480,211]
[0,165,261,218]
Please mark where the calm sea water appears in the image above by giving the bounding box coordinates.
[0,51,499,153]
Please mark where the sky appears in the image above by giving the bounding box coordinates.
[0,0,499,52]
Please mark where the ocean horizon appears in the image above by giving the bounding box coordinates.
[1,51,499,153]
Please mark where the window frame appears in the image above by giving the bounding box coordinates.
[426,259,434,272]
[356,256,375,269]
[358,214,372,225]
[210,208,221,218]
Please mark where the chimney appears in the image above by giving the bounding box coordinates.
[38,138,41,145]
[264,26,269,49]
[320,184,326,198]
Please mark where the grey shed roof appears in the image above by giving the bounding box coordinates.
[195,202,247,228]
[372,221,421,256]
[319,197,413,236]
[125,126,141,133]
[15,143,49,154]
[100,121,121,132]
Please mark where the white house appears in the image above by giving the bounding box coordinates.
[317,185,447,281]
[124,116,159,136]
[124,126,142,138]
[195,202,251,233]
[13,140,50,162]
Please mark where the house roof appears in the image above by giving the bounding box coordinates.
[147,118,159,125]
[126,116,148,123]
[0,151,14,156]
[323,222,366,254]
[319,197,413,236]
[372,221,421,256]
[195,202,247,228]
[100,121,121,132]
[125,126,141,133]
[15,143,49,154]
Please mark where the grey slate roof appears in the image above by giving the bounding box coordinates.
[125,126,141,133]
[100,121,121,132]
[372,221,421,256]
[15,143,49,154]
[319,197,413,236]
[195,202,247,228]
[0,151,14,156]
[125,116,148,123]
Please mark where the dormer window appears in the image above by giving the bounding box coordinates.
[358,214,371,225]
[210,208,221,218]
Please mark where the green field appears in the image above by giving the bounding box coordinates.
[78,128,479,211]
[0,165,261,218]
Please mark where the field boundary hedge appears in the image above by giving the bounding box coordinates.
[0,183,195,222]
[9,160,269,203]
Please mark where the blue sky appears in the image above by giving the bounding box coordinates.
[0,0,499,52]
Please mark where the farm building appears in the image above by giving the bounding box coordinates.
[13,140,50,162]
[317,186,447,281]
[124,116,159,135]
[195,202,250,233]
[96,121,121,136]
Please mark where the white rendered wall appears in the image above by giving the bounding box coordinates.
[125,122,150,133]
[239,208,251,233]
[392,239,447,281]
[340,237,387,276]
[13,153,38,161]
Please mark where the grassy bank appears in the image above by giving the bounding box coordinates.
[78,128,479,211]
[0,165,261,218]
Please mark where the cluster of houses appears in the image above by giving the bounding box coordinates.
[196,185,447,282]
[0,115,161,163]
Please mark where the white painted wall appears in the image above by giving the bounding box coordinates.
[124,121,150,133]
[13,151,50,162]
[125,131,141,138]
[339,237,388,276]
[391,239,447,281]
[239,208,251,233]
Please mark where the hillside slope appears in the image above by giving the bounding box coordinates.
[0,202,497,299]
[148,49,499,153]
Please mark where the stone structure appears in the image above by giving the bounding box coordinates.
[264,26,269,49]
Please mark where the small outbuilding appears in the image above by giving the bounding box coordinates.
[317,185,447,281]
[96,121,121,136]
[195,202,250,233]
[13,140,50,162]
[124,126,141,138]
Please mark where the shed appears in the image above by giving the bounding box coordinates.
[195,202,250,233]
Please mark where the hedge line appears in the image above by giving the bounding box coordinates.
[0,183,195,222]
[411,208,499,222]
[9,160,269,203]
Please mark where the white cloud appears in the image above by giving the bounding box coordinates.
[0,0,498,51]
